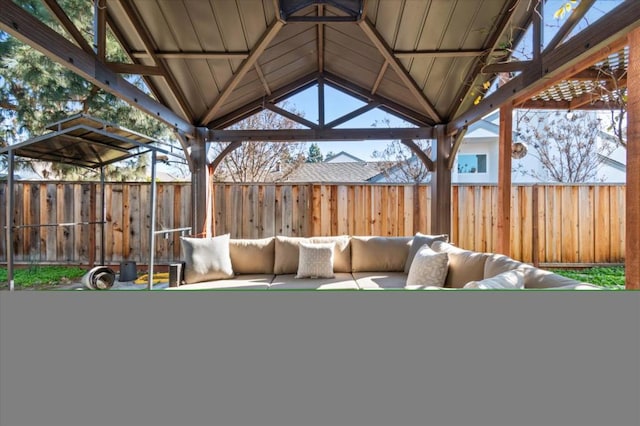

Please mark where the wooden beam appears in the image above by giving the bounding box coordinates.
[518,99,616,110]
[324,72,432,126]
[254,63,272,96]
[42,0,93,54]
[400,139,434,171]
[447,126,468,170]
[496,104,512,256]
[394,49,486,59]
[358,18,441,122]
[210,141,242,174]
[430,125,452,236]
[207,73,320,129]
[317,4,324,73]
[118,0,194,121]
[95,0,106,62]
[371,61,388,95]
[449,0,640,136]
[131,51,250,60]
[0,0,194,135]
[482,60,533,74]
[324,102,379,129]
[626,27,640,289]
[532,0,542,60]
[208,127,434,142]
[264,103,319,129]
[544,0,596,53]
[107,63,164,76]
[200,20,285,125]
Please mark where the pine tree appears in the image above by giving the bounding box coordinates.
[306,143,323,163]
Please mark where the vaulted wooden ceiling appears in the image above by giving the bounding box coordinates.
[1,0,639,138]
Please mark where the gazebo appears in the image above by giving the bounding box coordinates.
[1,0,638,288]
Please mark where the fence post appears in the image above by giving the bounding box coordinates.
[532,184,539,267]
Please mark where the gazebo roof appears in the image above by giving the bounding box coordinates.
[2,0,638,135]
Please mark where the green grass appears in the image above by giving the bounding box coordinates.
[0,265,87,290]
[552,267,625,289]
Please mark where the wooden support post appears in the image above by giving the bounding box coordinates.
[626,29,640,289]
[430,125,452,236]
[191,128,209,237]
[497,104,513,256]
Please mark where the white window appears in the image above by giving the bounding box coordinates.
[457,154,487,174]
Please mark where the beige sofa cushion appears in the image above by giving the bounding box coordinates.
[229,237,275,274]
[180,234,234,284]
[431,241,489,288]
[519,265,589,289]
[270,273,358,290]
[168,274,273,290]
[484,254,523,278]
[464,269,525,289]
[351,236,412,272]
[404,233,449,273]
[274,236,351,274]
[352,272,407,290]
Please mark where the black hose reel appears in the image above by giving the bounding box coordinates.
[82,266,116,290]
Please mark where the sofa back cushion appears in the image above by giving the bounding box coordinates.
[229,237,275,274]
[484,254,523,278]
[351,236,412,272]
[431,241,489,288]
[274,235,351,274]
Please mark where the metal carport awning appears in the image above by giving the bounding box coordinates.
[1,114,185,290]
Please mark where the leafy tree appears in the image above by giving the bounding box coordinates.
[515,110,616,183]
[0,0,176,181]
[371,117,431,183]
[210,106,305,182]
[305,143,323,163]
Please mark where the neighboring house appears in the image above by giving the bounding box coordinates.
[324,151,366,163]
[283,161,382,183]
[454,111,627,184]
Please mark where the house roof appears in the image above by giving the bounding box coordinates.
[324,151,365,162]
[284,161,382,183]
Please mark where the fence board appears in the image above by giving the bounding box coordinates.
[0,182,628,266]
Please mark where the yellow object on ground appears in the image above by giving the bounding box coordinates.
[134,273,169,284]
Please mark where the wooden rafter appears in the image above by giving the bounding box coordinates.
[371,61,388,95]
[117,0,194,121]
[482,60,532,74]
[254,63,272,96]
[130,51,250,60]
[324,72,432,127]
[448,1,640,135]
[358,18,441,123]
[42,0,93,54]
[394,50,486,59]
[324,102,379,129]
[264,103,319,129]
[317,4,324,73]
[107,63,163,76]
[0,0,194,134]
[200,20,285,126]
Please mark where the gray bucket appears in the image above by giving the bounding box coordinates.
[119,261,138,282]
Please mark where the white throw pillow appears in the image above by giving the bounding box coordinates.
[296,242,335,279]
[463,269,525,289]
[404,233,449,273]
[180,234,234,284]
[405,244,449,287]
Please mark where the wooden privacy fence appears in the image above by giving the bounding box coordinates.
[0,182,626,266]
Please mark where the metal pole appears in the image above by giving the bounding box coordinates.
[6,150,15,291]
[148,151,157,290]
[100,166,106,266]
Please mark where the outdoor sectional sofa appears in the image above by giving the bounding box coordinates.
[169,234,599,290]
